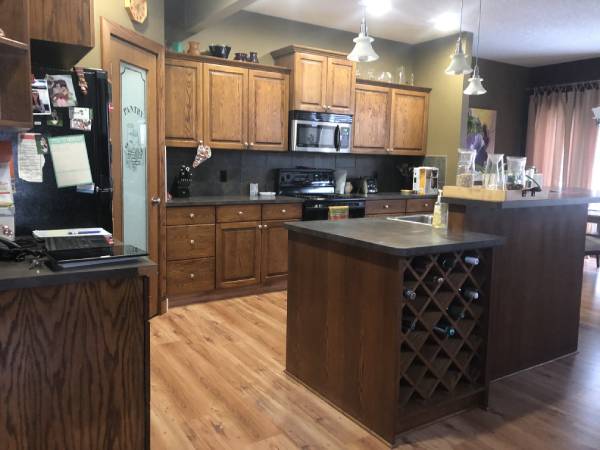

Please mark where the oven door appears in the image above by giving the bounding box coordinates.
[291,120,351,153]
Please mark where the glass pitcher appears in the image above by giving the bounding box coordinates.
[483,154,505,190]
[506,156,527,190]
[457,149,477,187]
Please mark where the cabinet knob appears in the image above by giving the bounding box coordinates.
[424,203,429,207]
[258,224,263,229]
[199,139,203,145]
[384,204,390,209]
[263,224,269,229]
[281,209,287,213]
[244,142,249,147]
[238,211,244,215]
[250,142,254,147]
[189,213,195,219]
[190,239,195,245]
[189,273,195,279]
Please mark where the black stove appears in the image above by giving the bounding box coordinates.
[277,168,366,221]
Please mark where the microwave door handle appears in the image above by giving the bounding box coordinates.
[334,125,341,151]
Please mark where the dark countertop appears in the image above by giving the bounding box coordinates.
[443,188,600,209]
[286,217,504,257]
[167,195,304,207]
[362,192,438,201]
[0,257,157,291]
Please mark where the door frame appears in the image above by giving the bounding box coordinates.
[100,18,167,314]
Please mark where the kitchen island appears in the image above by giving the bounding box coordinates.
[445,188,600,379]
[285,218,503,445]
[0,258,156,449]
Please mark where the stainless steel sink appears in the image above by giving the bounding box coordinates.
[386,214,433,225]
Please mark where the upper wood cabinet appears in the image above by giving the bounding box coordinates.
[272,45,356,114]
[165,53,290,151]
[165,58,203,148]
[28,0,94,67]
[204,64,248,150]
[248,70,289,151]
[353,80,430,156]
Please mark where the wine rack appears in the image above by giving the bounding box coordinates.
[395,248,491,434]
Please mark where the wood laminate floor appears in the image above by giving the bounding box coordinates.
[150,260,600,449]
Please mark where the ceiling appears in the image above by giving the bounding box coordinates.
[244,0,600,67]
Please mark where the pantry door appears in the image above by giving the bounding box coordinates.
[101,18,165,317]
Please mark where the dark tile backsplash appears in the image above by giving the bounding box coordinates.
[167,148,430,196]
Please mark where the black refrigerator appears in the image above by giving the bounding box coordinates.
[15,68,113,236]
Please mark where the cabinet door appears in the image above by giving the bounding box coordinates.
[261,220,298,284]
[389,89,429,154]
[203,64,248,149]
[248,70,289,151]
[29,0,93,47]
[326,58,356,114]
[352,83,391,154]
[165,59,203,147]
[216,221,262,289]
[293,53,327,111]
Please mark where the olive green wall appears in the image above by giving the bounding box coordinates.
[412,34,472,185]
[178,11,414,77]
[79,0,165,68]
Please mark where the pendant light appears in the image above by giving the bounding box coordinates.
[464,0,487,95]
[347,6,379,63]
[445,0,472,75]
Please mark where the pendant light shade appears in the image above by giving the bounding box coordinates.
[464,66,487,95]
[348,12,379,62]
[445,0,472,76]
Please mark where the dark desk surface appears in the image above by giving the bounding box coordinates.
[0,257,156,291]
[286,217,504,257]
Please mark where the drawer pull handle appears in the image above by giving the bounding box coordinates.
[384,204,389,209]
[424,203,429,207]
[282,209,287,213]
[190,239,195,245]
[238,211,244,215]
[189,213,195,219]
[189,273,195,279]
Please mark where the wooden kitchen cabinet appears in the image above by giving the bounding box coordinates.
[28,0,94,67]
[353,80,430,155]
[165,58,203,148]
[353,83,391,154]
[261,219,299,283]
[248,70,289,151]
[272,45,356,114]
[203,63,248,150]
[216,221,262,289]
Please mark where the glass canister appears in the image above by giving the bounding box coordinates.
[456,149,477,187]
[506,156,527,190]
[483,153,505,190]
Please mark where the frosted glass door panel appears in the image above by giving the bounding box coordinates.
[121,62,148,251]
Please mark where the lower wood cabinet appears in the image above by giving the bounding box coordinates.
[166,258,215,296]
[216,221,262,289]
[261,220,299,283]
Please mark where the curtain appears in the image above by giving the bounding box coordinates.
[525,85,600,189]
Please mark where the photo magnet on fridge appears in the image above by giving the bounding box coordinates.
[46,74,78,107]
[32,79,52,115]
[69,107,93,131]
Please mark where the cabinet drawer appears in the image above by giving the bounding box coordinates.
[365,199,406,215]
[262,203,302,221]
[167,206,215,225]
[406,198,435,213]
[166,225,215,261]
[166,258,215,296]
[217,204,261,223]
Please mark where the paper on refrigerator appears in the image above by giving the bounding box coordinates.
[18,133,45,183]
[48,134,93,188]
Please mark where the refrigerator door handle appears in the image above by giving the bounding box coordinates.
[151,196,161,205]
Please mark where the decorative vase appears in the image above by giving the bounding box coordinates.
[187,41,201,56]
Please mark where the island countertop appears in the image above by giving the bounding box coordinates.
[285,217,503,257]
[443,187,600,209]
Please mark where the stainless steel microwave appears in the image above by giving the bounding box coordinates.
[290,111,352,153]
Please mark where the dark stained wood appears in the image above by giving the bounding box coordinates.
[261,203,302,221]
[216,221,262,289]
[166,224,215,261]
[166,205,215,226]
[365,199,407,215]
[405,198,435,213]
[216,204,262,223]
[448,203,588,380]
[166,258,215,296]
[261,219,298,284]
[0,276,148,449]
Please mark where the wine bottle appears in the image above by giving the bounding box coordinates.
[402,315,418,333]
[427,275,444,285]
[448,305,466,320]
[433,321,457,337]
[464,256,480,266]
[459,287,479,301]
[403,287,417,301]
[439,256,456,271]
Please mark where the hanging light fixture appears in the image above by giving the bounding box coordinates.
[347,6,379,63]
[464,0,487,95]
[445,0,472,75]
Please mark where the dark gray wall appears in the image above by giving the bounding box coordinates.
[468,58,531,157]
[530,57,600,86]
[166,149,431,196]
